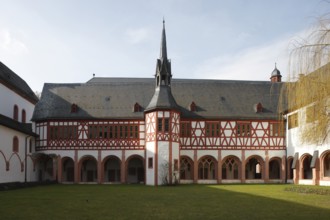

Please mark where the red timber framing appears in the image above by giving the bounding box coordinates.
[35,120,144,150]
[180,119,285,150]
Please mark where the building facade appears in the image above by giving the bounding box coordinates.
[0,61,39,183]
[30,22,289,186]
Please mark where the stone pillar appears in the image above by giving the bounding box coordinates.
[74,150,79,183]
[217,150,222,184]
[97,150,102,184]
[193,150,198,183]
[57,156,62,183]
[282,155,286,183]
[265,150,269,183]
[312,159,320,185]
[121,150,126,183]
[241,150,245,183]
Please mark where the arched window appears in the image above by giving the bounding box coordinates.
[198,156,216,180]
[323,152,330,177]
[180,157,193,180]
[13,136,19,152]
[13,105,19,121]
[222,157,240,179]
[22,109,26,123]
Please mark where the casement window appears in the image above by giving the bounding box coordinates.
[236,122,251,137]
[269,122,285,137]
[148,157,153,169]
[180,122,191,137]
[50,126,78,140]
[158,118,170,132]
[205,122,220,137]
[288,113,298,129]
[88,125,139,139]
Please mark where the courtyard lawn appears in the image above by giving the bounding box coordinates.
[0,184,330,220]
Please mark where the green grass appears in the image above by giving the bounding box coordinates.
[0,184,330,220]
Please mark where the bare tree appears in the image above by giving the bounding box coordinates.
[282,14,330,144]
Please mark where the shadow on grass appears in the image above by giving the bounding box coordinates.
[0,184,329,220]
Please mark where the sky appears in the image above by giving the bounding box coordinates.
[0,0,328,92]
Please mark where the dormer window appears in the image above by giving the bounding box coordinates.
[133,102,142,112]
[71,104,78,113]
[254,103,263,113]
[189,102,197,112]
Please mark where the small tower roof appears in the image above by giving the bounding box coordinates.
[271,63,281,76]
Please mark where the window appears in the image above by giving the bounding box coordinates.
[148,157,153,169]
[13,105,18,121]
[88,125,139,139]
[189,102,196,112]
[158,118,170,132]
[22,109,26,123]
[236,122,251,137]
[306,105,317,123]
[288,113,298,129]
[206,122,220,137]
[174,159,178,171]
[133,103,141,112]
[270,123,284,137]
[198,156,216,180]
[50,126,78,140]
[180,157,193,180]
[180,122,191,137]
[13,136,19,152]
[29,139,32,153]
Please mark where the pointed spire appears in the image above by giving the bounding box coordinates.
[160,18,167,59]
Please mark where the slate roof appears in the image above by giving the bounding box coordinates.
[32,77,284,121]
[0,114,37,136]
[0,61,39,104]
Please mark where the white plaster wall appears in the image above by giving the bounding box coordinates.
[268,150,286,159]
[221,150,242,160]
[245,150,266,159]
[0,83,35,122]
[0,126,32,183]
[197,150,217,160]
[125,150,144,159]
[146,142,155,185]
[157,141,169,185]
[101,150,122,160]
[180,150,194,160]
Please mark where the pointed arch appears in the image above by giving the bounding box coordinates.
[287,156,294,180]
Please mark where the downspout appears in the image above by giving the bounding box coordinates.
[25,135,31,183]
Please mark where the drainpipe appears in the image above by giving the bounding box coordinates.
[25,135,31,183]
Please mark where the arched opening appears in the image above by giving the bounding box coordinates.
[80,156,97,182]
[245,156,263,179]
[269,158,281,179]
[126,156,144,184]
[34,154,54,182]
[222,156,241,179]
[12,136,19,152]
[301,154,313,179]
[62,157,74,182]
[180,156,193,180]
[322,152,330,177]
[13,105,18,121]
[103,156,121,183]
[22,109,26,123]
[287,157,294,179]
[198,156,217,180]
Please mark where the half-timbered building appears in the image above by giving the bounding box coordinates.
[31,22,287,186]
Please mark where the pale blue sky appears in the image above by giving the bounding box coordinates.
[0,0,328,92]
